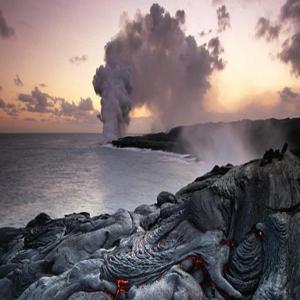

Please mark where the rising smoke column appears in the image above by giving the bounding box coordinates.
[93,3,225,142]
[93,65,132,142]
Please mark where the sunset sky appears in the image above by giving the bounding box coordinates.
[0,0,299,133]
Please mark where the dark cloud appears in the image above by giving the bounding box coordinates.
[255,17,281,41]
[0,9,15,39]
[93,3,225,141]
[17,87,98,123]
[278,1,300,75]
[208,37,226,69]
[24,118,36,122]
[69,55,88,64]
[59,97,93,114]
[175,10,185,24]
[14,74,23,87]
[1,86,97,123]
[280,0,300,21]
[54,97,98,123]
[256,0,300,76]
[279,86,300,102]
[78,97,94,111]
[212,0,224,6]
[0,98,18,116]
[0,85,2,91]
[39,83,47,88]
[217,5,230,32]
[199,29,213,37]
[18,87,55,113]
[279,32,300,75]
[265,86,300,115]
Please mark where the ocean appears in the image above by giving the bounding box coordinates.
[0,133,207,228]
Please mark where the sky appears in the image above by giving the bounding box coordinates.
[0,0,299,133]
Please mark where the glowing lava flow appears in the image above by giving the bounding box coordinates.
[114,279,129,299]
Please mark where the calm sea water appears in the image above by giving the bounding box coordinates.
[0,134,207,227]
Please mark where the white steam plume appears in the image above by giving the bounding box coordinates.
[93,3,225,142]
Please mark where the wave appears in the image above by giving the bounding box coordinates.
[100,143,200,164]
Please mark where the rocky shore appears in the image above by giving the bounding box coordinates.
[1,148,300,299]
[112,118,300,157]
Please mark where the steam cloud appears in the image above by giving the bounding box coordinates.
[217,5,230,32]
[212,0,224,6]
[256,0,300,76]
[255,17,280,41]
[93,3,225,142]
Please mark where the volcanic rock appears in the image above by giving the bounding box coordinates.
[1,149,300,299]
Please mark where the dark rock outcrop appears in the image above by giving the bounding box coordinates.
[1,149,300,299]
[112,118,300,158]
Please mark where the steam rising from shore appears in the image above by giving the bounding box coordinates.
[93,3,225,142]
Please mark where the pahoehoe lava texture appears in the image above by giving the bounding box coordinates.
[1,149,300,299]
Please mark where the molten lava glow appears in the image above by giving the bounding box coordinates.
[258,230,264,238]
[190,256,204,267]
[129,104,152,118]
[115,279,129,299]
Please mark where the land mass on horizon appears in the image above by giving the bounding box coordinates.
[112,117,300,160]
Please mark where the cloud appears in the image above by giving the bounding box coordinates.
[199,29,213,37]
[17,87,98,123]
[271,86,300,115]
[256,0,300,76]
[78,97,94,111]
[217,5,231,32]
[255,17,281,41]
[56,97,97,122]
[212,0,224,6]
[69,55,88,64]
[280,0,300,21]
[279,86,300,103]
[208,37,226,69]
[279,32,300,76]
[1,86,98,123]
[278,0,300,75]
[39,83,47,88]
[24,117,36,122]
[0,98,18,116]
[14,74,23,86]
[0,9,15,39]
[248,87,300,116]
[0,85,2,91]
[93,3,225,141]
[18,87,55,113]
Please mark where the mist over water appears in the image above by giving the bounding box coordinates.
[0,134,203,227]
[180,124,256,166]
